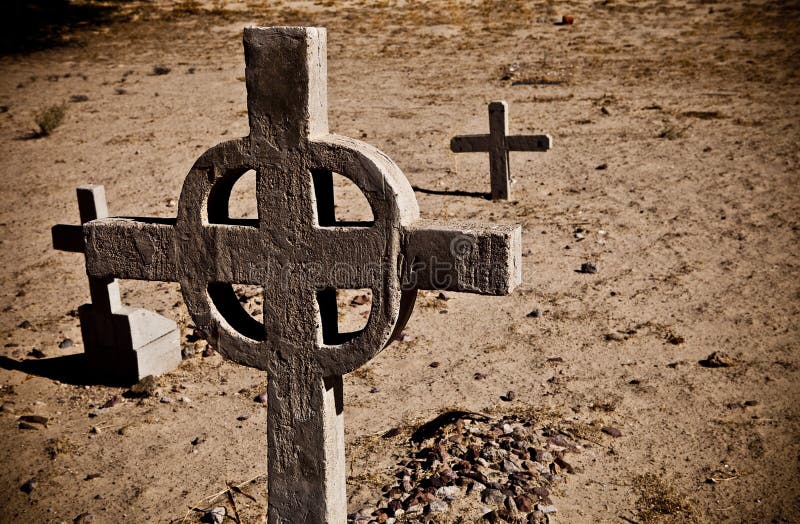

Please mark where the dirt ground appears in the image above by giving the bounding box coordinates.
[1,0,798,522]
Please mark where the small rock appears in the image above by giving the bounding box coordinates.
[0,403,15,414]
[502,459,521,473]
[527,308,541,318]
[502,390,516,402]
[369,386,380,393]
[159,396,173,404]
[89,426,100,434]
[18,415,48,427]
[191,435,206,446]
[700,351,735,368]
[29,348,46,359]
[579,262,598,274]
[482,509,501,522]
[202,506,225,524]
[254,391,268,404]
[474,372,487,380]
[595,163,608,170]
[152,65,171,76]
[744,399,759,407]
[515,495,533,512]
[428,500,449,513]
[535,504,558,514]
[429,361,440,368]
[437,292,450,300]
[602,426,623,437]
[20,478,36,493]
[395,332,414,342]
[101,395,121,409]
[482,488,505,505]
[604,332,625,342]
[58,338,73,349]
[180,396,191,403]
[237,415,250,421]
[561,15,574,24]
[435,485,459,500]
[73,512,95,522]
[202,346,215,357]
[666,333,685,345]
[129,375,157,398]
[18,320,31,329]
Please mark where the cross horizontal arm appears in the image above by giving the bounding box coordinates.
[401,220,522,295]
[506,134,551,151]
[52,224,85,252]
[84,218,179,282]
[450,134,489,153]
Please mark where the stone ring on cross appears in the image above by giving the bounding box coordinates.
[54,27,523,522]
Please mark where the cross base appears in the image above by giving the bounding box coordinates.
[78,303,181,384]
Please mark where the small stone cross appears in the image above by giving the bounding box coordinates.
[52,185,181,383]
[53,27,522,522]
[450,101,551,200]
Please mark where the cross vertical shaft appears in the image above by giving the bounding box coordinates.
[77,185,122,314]
[267,366,345,523]
[488,101,510,200]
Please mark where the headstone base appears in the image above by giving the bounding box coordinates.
[79,304,181,384]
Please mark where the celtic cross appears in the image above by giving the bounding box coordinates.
[54,27,522,522]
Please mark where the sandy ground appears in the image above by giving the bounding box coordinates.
[1,0,799,522]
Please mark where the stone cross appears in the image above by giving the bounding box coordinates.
[52,185,181,384]
[450,101,551,200]
[53,27,522,522]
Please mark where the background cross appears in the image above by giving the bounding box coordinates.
[450,100,552,200]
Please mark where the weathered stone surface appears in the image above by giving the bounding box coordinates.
[54,26,523,523]
[450,101,551,200]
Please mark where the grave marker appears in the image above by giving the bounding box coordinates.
[450,101,551,200]
[53,27,523,522]
[52,185,181,383]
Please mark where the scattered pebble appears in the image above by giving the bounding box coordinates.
[254,391,268,404]
[437,292,450,300]
[596,163,608,170]
[700,351,735,368]
[429,361,440,368]
[152,65,171,75]
[602,426,623,438]
[180,396,191,403]
[501,390,516,402]
[159,396,173,404]
[203,506,225,524]
[579,262,598,274]
[202,346,215,358]
[18,320,31,329]
[395,332,414,342]
[527,308,541,318]
[237,415,250,421]
[28,348,46,359]
[191,435,206,446]
[18,415,48,427]
[69,95,89,103]
[474,372,487,380]
[20,479,36,493]
[58,338,73,349]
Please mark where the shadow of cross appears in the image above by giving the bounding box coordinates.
[52,27,522,522]
[450,101,552,200]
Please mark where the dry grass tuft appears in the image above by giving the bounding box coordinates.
[34,104,66,137]
[635,473,695,523]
